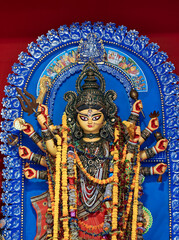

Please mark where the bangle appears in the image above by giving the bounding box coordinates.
[127,140,138,153]
[128,112,139,124]
[129,139,138,144]
[153,146,158,154]
[132,111,139,115]
[141,167,150,176]
[39,170,48,180]
[47,116,53,126]
[42,129,54,141]
[30,152,34,161]
[141,127,152,141]
[144,147,156,159]
[30,132,42,144]
[31,154,43,165]
[150,167,154,175]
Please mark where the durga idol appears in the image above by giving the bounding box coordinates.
[18,61,168,240]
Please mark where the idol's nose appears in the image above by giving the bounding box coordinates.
[88,117,92,124]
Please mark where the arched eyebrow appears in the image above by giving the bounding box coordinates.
[78,112,102,117]
[91,113,102,117]
[78,113,88,117]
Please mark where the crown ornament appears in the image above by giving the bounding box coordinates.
[64,61,117,128]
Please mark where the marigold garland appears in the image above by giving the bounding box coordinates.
[131,145,141,240]
[61,113,69,240]
[53,134,62,240]
[67,145,78,239]
[78,220,104,231]
[47,169,54,213]
[52,115,139,240]
[111,126,127,240]
[121,165,137,234]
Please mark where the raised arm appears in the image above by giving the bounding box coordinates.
[19,146,47,167]
[36,104,57,157]
[22,122,46,152]
[128,100,143,125]
[139,117,159,145]
[126,125,141,161]
[140,138,168,161]
[24,167,47,180]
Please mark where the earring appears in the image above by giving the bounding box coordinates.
[100,124,109,139]
[73,123,83,139]
[100,122,114,139]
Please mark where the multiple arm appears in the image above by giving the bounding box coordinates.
[36,105,57,157]
[126,99,168,176]
[18,104,57,179]
[18,99,168,179]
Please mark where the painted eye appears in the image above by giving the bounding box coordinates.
[92,115,101,121]
[80,116,88,121]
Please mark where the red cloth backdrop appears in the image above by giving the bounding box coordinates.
[0,0,178,218]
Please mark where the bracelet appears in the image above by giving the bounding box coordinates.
[30,132,42,144]
[153,146,158,154]
[127,140,138,153]
[141,127,152,141]
[140,167,151,176]
[30,153,43,165]
[39,170,48,180]
[150,167,154,175]
[36,170,39,179]
[128,111,139,124]
[47,116,53,126]
[42,129,54,141]
[144,147,156,159]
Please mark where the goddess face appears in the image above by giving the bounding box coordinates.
[77,108,105,134]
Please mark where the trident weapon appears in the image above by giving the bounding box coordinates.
[16,87,57,140]
[16,88,38,116]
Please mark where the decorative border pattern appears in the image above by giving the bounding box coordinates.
[36,46,147,95]
[0,21,178,240]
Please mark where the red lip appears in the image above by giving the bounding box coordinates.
[88,125,93,128]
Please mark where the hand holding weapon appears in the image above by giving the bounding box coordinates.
[130,89,145,118]
[16,87,57,140]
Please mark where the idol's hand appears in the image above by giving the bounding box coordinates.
[132,100,143,114]
[37,114,48,130]
[23,167,37,179]
[19,146,32,159]
[153,163,167,175]
[37,104,48,116]
[37,104,48,130]
[148,117,159,132]
[132,126,141,143]
[23,123,35,136]
[155,139,168,153]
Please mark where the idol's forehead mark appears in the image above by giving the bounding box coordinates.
[79,112,103,117]
[76,107,103,117]
[77,109,103,118]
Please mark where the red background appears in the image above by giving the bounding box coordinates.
[0,0,178,218]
